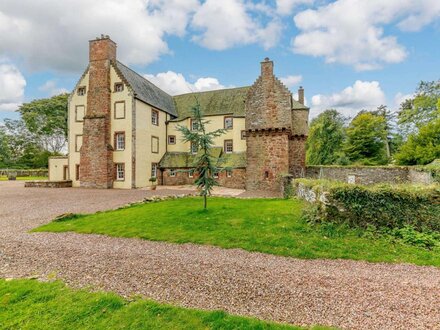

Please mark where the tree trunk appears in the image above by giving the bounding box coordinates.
[204,194,207,209]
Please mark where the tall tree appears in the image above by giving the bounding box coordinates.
[398,80,440,136]
[344,111,388,165]
[306,109,347,165]
[18,93,69,153]
[177,101,226,209]
[394,117,440,165]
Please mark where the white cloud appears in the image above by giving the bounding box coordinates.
[0,0,199,71]
[310,80,386,118]
[276,0,314,15]
[39,80,69,96]
[144,71,230,95]
[191,0,282,50]
[0,60,26,111]
[292,0,440,70]
[280,75,302,88]
[394,92,413,109]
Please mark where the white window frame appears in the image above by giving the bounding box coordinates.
[188,170,194,178]
[224,116,233,129]
[114,83,124,92]
[213,171,219,179]
[224,140,233,154]
[151,163,158,178]
[169,169,176,177]
[77,86,86,96]
[115,132,125,151]
[116,163,125,181]
[152,109,159,126]
[226,170,232,178]
[191,119,198,131]
[168,135,176,145]
[190,142,198,154]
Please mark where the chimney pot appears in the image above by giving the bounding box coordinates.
[261,58,273,77]
[298,86,305,105]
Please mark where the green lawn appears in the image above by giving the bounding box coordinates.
[34,197,440,266]
[0,279,330,330]
[0,176,47,181]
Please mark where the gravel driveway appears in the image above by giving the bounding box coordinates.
[1,181,439,330]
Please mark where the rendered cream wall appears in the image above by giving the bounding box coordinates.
[68,71,88,187]
[167,116,246,153]
[135,100,168,187]
[48,157,68,181]
[110,66,133,189]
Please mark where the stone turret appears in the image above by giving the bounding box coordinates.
[79,35,116,188]
[245,58,309,192]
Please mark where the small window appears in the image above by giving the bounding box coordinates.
[151,163,158,178]
[224,139,233,153]
[169,169,176,177]
[75,105,85,122]
[188,170,194,178]
[77,86,86,96]
[114,132,125,151]
[213,171,219,179]
[116,163,125,181]
[190,142,198,154]
[224,116,233,129]
[75,135,83,152]
[75,164,80,181]
[114,83,124,92]
[168,135,176,145]
[241,130,246,140]
[226,170,232,178]
[114,101,126,119]
[152,109,159,126]
[151,136,159,153]
[190,119,198,131]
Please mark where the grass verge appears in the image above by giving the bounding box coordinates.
[0,176,48,181]
[34,197,440,266]
[0,279,330,330]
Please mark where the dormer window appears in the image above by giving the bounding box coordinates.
[77,86,86,96]
[114,83,124,92]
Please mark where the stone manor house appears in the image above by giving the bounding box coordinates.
[49,36,309,191]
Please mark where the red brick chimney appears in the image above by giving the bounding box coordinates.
[298,86,304,105]
[261,57,274,78]
[79,35,116,188]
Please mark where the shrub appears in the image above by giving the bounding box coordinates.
[294,179,440,232]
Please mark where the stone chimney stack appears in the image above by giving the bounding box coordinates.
[80,35,116,188]
[298,86,305,105]
[261,57,274,78]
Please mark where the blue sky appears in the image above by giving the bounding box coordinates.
[1,0,439,123]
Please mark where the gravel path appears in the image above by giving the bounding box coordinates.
[1,181,439,330]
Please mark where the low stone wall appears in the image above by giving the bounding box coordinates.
[306,166,435,185]
[0,169,48,177]
[161,168,246,189]
[25,180,72,188]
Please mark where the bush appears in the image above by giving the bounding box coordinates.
[295,179,440,232]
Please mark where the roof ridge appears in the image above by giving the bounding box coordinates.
[116,60,173,98]
[173,86,251,97]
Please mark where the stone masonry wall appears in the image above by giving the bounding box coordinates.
[289,136,307,177]
[80,36,116,188]
[161,169,246,189]
[306,166,409,185]
[246,132,290,191]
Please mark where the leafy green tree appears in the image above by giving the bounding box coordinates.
[0,127,12,167]
[398,80,440,135]
[306,109,347,165]
[344,111,388,165]
[177,102,226,209]
[394,117,440,165]
[18,93,69,153]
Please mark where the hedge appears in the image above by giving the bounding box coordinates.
[294,179,440,232]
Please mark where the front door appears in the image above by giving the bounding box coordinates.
[63,166,69,180]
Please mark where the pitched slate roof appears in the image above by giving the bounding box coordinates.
[115,61,178,117]
[172,87,250,121]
